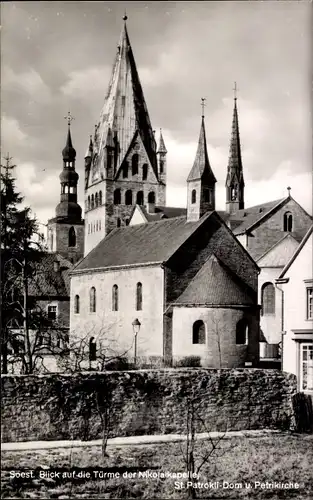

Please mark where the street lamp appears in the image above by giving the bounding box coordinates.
[132,318,141,366]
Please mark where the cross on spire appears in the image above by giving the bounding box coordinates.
[64,111,74,127]
[233,81,238,100]
[201,97,206,118]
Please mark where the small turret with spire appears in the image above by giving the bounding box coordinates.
[226,83,245,214]
[187,98,216,222]
[157,128,167,189]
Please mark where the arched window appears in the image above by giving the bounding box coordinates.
[261,282,275,315]
[132,154,139,175]
[112,285,119,311]
[142,163,148,180]
[89,337,97,361]
[231,186,237,201]
[74,295,80,314]
[148,191,155,204]
[99,220,101,230]
[50,232,54,251]
[125,190,133,205]
[191,189,196,204]
[117,218,121,227]
[125,218,130,226]
[192,320,205,344]
[90,287,96,313]
[283,212,293,232]
[123,163,128,178]
[136,282,142,311]
[68,227,76,247]
[159,160,164,174]
[96,220,98,231]
[99,191,102,205]
[88,196,91,209]
[91,194,94,208]
[114,189,121,205]
[95,192,98,207]
[136,191,144,205]
[236,319,248,344]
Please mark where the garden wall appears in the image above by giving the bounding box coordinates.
[1,369,297,443]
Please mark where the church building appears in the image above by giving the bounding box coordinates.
[67,16,312,370]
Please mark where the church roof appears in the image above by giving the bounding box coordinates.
[227,198,286,234]
[175,254,255,306]
[187,117,216,183]
[136,205,187,222]
[93,18,157,179]
[73,213,214,272]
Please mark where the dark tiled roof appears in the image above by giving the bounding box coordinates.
[74,213,214,272]
[175,254,255,306]
[29,253,72,297]
[230,198,286,234]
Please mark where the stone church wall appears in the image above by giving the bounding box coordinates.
[70,265,164,359]
[1,369,297,443]
[172,307,259,368]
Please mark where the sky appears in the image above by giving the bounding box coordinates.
[1,1,312,231]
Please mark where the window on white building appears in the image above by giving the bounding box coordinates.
[306,287,313,320]
[192,320,205,344]
[300,344,313,392]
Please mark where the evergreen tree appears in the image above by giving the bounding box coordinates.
[1,155,48,373]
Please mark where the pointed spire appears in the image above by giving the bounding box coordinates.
[62,112,76,161]
[93,16,157,179]
[157,129,167,153]
[187,114,216,183]
[84,135,93,159]
[227,87,243,176]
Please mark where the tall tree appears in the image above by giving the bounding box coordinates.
[1,154,46,373]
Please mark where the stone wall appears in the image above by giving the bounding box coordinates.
[1,369,297,443]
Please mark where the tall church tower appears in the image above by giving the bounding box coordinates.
[47,113,84,263]
[84,15,166,256]
[187,100,216,222]
[225,84,245,214]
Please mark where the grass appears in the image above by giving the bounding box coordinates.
[1,433,313,499]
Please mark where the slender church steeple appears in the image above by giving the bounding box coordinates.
[226,83,245,213]
[187,98,216,222]
[47,113,84,263]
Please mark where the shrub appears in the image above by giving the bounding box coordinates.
[174,356,201,368]
[105,357,134,371]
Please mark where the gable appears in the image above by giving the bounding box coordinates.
[114,130,158,182]
[129,205,148,226]
[257,234,300,268]
[279,226,313,279]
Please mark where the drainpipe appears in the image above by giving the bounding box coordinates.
[275,278,289,371]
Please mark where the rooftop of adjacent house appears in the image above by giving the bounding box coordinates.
[28,253,73,297]
[257,233,300,267]
[278,224,313,279]
[175,254,255,306]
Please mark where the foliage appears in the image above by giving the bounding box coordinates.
[174,356,201,368]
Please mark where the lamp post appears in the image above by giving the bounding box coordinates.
[132,318,141,366]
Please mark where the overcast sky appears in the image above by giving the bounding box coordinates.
[2,1,312,229]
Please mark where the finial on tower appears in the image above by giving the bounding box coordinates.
[201,97,206,118]
[233,81,238,101]
[123,11,128,21]
[287,186,291,197]
[64,111,74,127]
